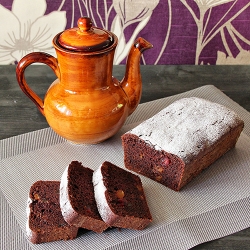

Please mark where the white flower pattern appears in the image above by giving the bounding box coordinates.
[216,50,250,64]
[112,0,160,64]
[0,0,66,64]
[181,0,250,64]
[194,0,235,9]
[0,0,250,65]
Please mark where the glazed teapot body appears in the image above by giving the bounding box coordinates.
[16,17,152,144]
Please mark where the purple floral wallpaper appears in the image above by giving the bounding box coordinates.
[1,0,250,65]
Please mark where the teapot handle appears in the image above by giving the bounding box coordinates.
[16,52,60,116]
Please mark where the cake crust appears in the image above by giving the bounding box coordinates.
[122,97,244,191]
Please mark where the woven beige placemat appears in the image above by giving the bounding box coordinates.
[1,85,250,250]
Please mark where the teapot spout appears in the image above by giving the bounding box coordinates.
[120,37,153,115]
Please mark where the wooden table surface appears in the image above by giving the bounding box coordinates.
[1,65,250,249]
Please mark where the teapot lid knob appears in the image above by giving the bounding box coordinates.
[78,17,92,32]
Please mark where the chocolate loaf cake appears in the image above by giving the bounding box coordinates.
[60,161,109,233]
[26,181,78,244]
[92,161,152,230]
[121,97,244,191]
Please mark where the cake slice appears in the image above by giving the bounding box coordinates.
[60,161,109,233]
[121,97,244,191]
[26,181,78,244]
[92,161,152,230]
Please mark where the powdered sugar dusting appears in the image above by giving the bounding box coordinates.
[129,97,243,163]
[60,165,76,219]
[92,165,115,224]
[26,197,32,238]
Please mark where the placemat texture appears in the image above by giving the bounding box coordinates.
[1,85,250,250]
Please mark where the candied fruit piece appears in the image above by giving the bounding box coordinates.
[156,166,163,173]
[155,175,162,181]
[116,190,125,199]
[163,157,170,165]
[33,193,40,200]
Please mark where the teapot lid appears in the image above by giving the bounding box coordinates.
[57,17,114,52]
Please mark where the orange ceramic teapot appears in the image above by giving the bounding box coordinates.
[16,17,152,144]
